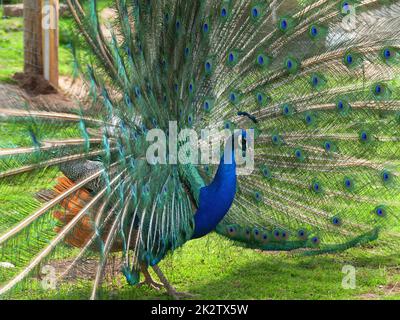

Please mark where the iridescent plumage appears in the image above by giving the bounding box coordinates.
[1,0,400,299]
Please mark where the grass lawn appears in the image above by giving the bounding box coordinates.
[1,2,400,301]
[4,232,400,300]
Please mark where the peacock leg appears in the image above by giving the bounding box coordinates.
[138,264,163,291]
[152,265,195,300]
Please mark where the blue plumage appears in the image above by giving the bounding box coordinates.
[192,152,237,239]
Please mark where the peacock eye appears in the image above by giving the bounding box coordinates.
[297,229,309,240]
[282,104,292,115]
[382,170,391,183]
[281,19,287,29]
[221,7,228,18]
[311,26,318,36]
[375,207,385,217]
[325,142,331,151]
[312,237,320,244]
[313,182,321,192]
[361,132,368,141]
[252,8,259,18]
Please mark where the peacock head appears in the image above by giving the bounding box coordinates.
[220,128,255,175]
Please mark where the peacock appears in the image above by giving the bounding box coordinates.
[1,0,400,299]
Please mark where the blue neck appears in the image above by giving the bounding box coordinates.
[191,146,237,239]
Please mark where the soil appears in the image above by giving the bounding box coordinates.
[13,72,58,96]
[358,282,400,300]
[47,257,124,282]
[0,73,92,113]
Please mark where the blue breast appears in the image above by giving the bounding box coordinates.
[191,152,237,239]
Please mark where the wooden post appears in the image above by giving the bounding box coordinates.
[42,0,59,88]
[23,0,43,75]
[23,0,59,88]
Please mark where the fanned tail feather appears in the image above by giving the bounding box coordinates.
[1,0,400,299]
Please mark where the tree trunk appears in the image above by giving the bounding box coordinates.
[23,0,43,75]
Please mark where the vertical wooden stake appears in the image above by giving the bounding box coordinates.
[42,0,59,88]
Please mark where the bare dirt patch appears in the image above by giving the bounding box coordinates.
[46,257,124,283]
[0,82,78,113]
[13,73,57,96]
[0,72,93,113]
[358,282,400,300]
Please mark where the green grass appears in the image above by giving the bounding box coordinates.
[4,232,400,300]
[0,14,24,82]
